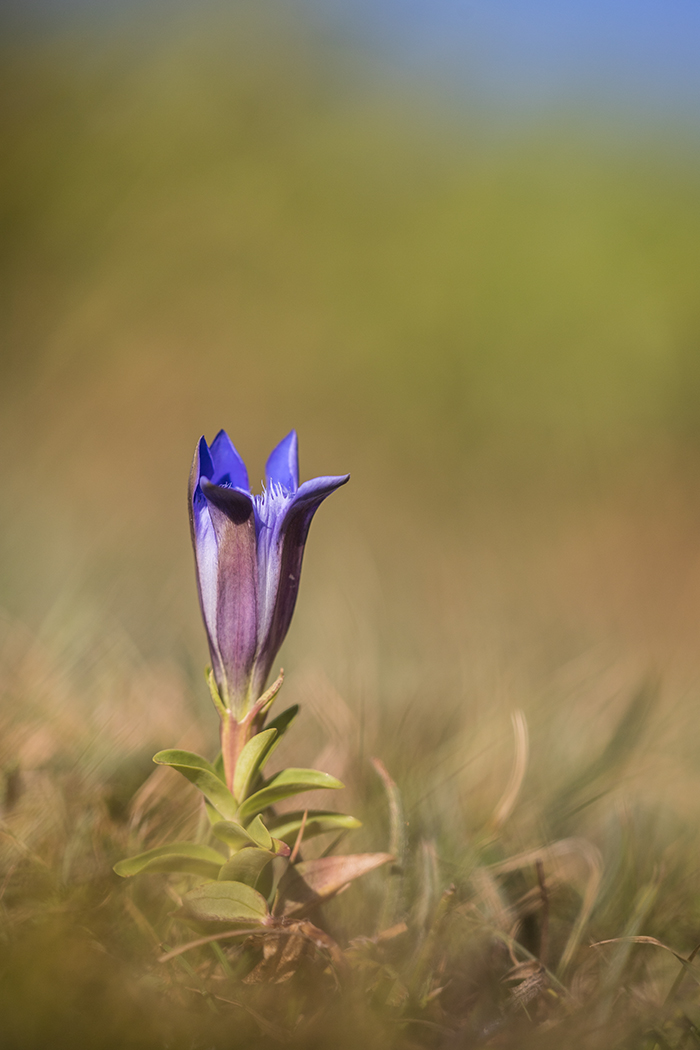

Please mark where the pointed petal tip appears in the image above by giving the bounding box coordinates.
[266,430,300,493]
[209,430,250,491]
[190,436,214,500]
[295,473,350,502]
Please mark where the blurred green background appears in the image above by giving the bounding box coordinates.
[3,0,700,875]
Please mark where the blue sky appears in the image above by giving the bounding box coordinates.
[312,0,700,115]
[7,0,700,117]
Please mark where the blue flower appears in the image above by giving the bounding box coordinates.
[188,430,349,718]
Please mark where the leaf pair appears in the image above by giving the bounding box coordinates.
[113,828,287,885]
[211,813,273,852]
[178,852,394,924]
[152,742,344,825]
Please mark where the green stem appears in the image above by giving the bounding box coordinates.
[220,711,254,796]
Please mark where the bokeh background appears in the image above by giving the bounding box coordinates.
[3,2,700,1041]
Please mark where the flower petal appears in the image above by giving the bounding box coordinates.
[193,435,214,484]
[188,439,224,687]
[209,430,249,491]
[200,481,259,714]
[265,430,298,494]
[200,480,254,524]
[251,473,349,696]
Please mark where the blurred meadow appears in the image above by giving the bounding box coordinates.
[4,2,700,1046]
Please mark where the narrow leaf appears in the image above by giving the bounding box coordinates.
[264,704,299,743]
[205,666,227,719]
[183,880,269,924]
[114,842,224,880]
[211,816,273,852]
[205,800,223,826]
[246,814,274,850]
[372,758,407,929]
[275,852,393,917]
[270,811,361,844]
[251,670,285,719]
[238,768,343,823]
[218,848,277,888]
[153,749,238,821]
[233,729,277,803]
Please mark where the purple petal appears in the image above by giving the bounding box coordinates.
[194,435,214,484]
[188,439,225,687]
[200,480,254,524]
[265,431,299,494]
[206,500,259,714]
[199,481,259,712]
[251,473,349,696]
[209,430,249,491]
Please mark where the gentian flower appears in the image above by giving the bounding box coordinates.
[188,430,349,721]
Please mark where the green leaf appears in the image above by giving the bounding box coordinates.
[264,704,299,744]
[153,749,238,821]
[269,811,362,844]
[210,816,273,852]
[183,880,269,924]
[275,852,393,917]
[233,729,277,803]
[205,667,227,719]
[246,814,274,849]
[205,800,223,827]
[238,768,343,824]
[113,842,225,879]
[218,848,277,887]
[252,670,285,719]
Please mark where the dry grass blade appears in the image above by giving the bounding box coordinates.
[289,808,308,864]
[536,858,549,967]
[158,928,262,962]
[477,922,572,1000]
[591,935,700,989]
[486,837,603,974]
[372,757,407,929]
[593,880,661,1026]
[413,839,439,935]
[244,919,350,985]
[490,710,529,831]
[471,865,513,933]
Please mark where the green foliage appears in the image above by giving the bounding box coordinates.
[182,880,270,924]
[217,847,277,888]
[210,815,273,852]
[152,749,238,821]
[232,728,277,803]
[269,810,362,843]
[237,768,344,823]
[113,842,224,879]
[116,676,376,986]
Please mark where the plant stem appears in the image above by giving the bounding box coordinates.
[220,711,254,795]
